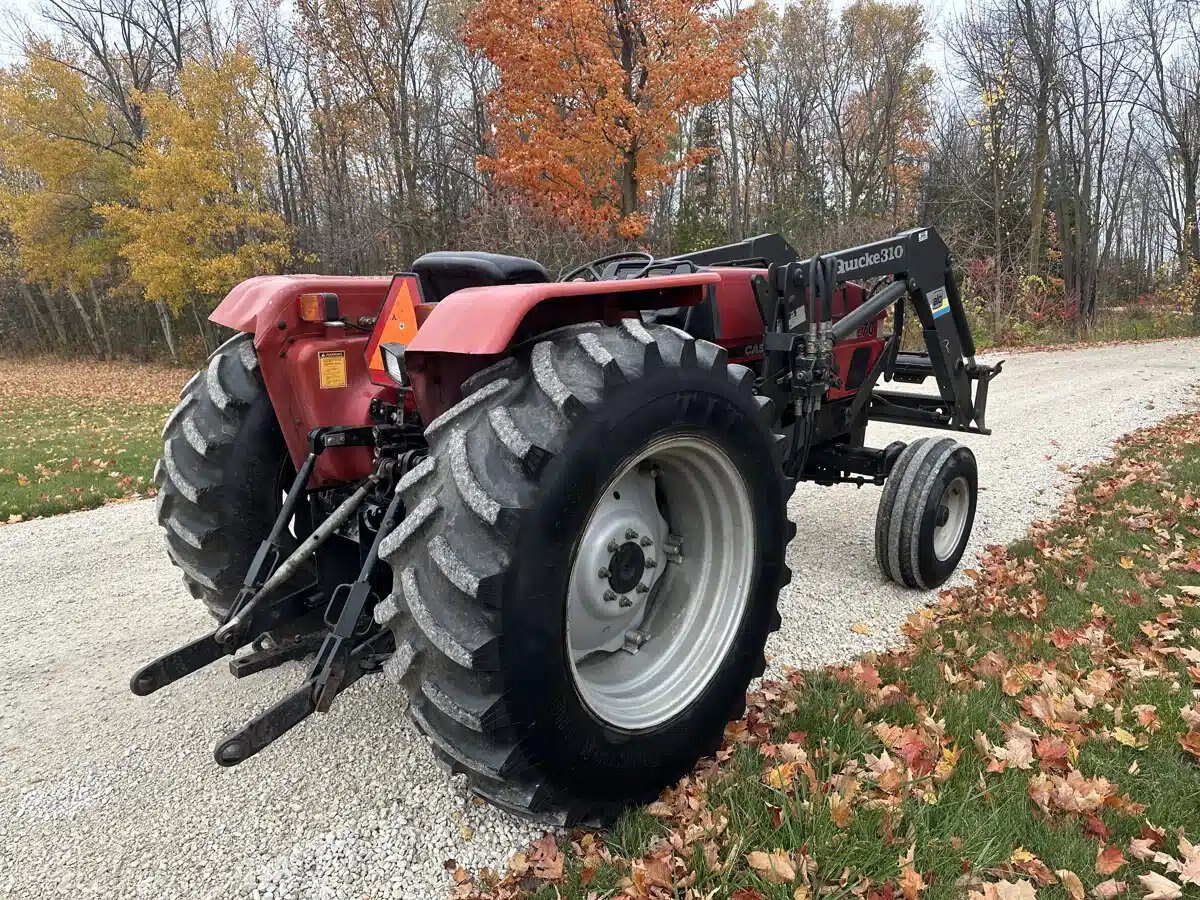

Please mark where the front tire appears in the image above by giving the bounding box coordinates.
[375,321,794,824]
[875,437,977,589]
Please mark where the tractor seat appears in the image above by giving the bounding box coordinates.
[411,251,550,303]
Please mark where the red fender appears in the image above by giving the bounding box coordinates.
[209,270,718,484]
[210,275,395,486]
[404,272,717,422]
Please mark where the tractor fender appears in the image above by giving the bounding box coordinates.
[210,275,394,486]
[404,271,718,422]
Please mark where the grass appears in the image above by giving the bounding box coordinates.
[458,413,1200,900]
[0,356,188,521]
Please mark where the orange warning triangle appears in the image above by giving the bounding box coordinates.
[367,276,421,385]
[379,278,418,346]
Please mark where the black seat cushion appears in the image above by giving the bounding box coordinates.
[411,251,549,303]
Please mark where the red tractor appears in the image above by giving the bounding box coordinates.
[134,229,1001,824]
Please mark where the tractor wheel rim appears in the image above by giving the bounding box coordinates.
[566,434,755,731]
[933,475,969,561]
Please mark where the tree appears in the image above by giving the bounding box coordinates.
[1130,0,1200,325]
[464,0,751,239]
[822,0,931,225]
[102,50,290,313]
[0,48,131,355]
[298,0,436,263]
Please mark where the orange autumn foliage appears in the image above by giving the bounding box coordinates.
[465,0,751,239]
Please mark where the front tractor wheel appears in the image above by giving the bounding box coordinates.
[376,321,794,824]
[875,437,978,589]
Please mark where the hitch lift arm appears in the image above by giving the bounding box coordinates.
[130,425,377,697]
[212,479,404,766]
[130,424,410,764]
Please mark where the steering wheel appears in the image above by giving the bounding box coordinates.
[560,251,655,282]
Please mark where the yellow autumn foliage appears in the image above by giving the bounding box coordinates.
[0,46,130,290]
[101,50,290,310]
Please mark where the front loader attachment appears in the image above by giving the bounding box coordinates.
[678,226,1002,442]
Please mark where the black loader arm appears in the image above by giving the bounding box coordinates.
[683,226,1002,437]
[821,227,1001,435]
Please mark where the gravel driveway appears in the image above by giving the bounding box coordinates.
[2,338,1198,900]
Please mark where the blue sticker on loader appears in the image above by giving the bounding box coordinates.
[929,288,951,319]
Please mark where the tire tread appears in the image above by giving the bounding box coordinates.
[377,321,792,824]
[155,333,287,618]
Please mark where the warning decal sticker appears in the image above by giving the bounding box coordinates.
[318,350,348,389]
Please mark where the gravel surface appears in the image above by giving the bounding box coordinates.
[1,337,1198,899]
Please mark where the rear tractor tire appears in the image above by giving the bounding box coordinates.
[155,334,298,619]
[875,436,977,589]
[375,320,795,824]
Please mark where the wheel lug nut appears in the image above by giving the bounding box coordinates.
[640,535,653,547]
[644,558,656,569]
[597,567,610,579]
[618,595,633,608]
[625,528,638,540]
[603,590,618,603]
[635,583,649,594]
[607,540,619,553]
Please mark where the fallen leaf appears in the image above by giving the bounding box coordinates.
[747,850,795,884]
[1112,727,1138,748]
[765,761,797,789]
[1091,879,1127,899]
[899,864,927,900]
[1120,557,1135,570]
[640,855,673,888]
[1096,844,1126,875]
[1130,839,1158,862]
[779,742,808,763]
[1179,732,1200,760]
[1056,869,1085,900]
[1181,704,1200,730]
[1162,835,1200,886]
[1133,704,1161,732]
[851,623,872,634]
[1137,872,1181,900]
[1010,848,1057,886]
[829,792,853,828]
[530,834,563,880]
[969,879,1038,900]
